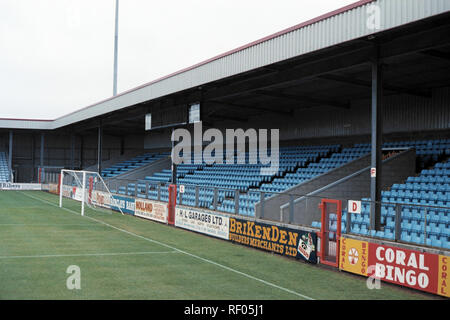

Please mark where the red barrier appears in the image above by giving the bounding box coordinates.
[318,199,342,268]
[88,177,93,204]
[167,184,177,225]
[57,173,61,195]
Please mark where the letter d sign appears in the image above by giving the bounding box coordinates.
[348,200,361,214]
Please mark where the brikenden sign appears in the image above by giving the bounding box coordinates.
[229,217,317,264]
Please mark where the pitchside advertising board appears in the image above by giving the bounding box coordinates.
[45,183,59,194]
[91,191,113,209]
[61,185,84,202]
[229,217,318,264]
[73,187,83,202]
[0,183,42,190]
[62,185,76,199]
[175,207,229,240]
[110,195,135,215]
[340,237,449,297]
[135,198,168,223]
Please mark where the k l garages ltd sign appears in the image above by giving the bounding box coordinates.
[175,207,229,240]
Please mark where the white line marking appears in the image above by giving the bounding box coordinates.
[0,224,98,227]
[0,251,178,259]
[19,191,315,300]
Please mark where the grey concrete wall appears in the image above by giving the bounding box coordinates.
[108,156,171,181]
[105,157,172,192]
[83,149,144,173]
[143,86,450,147]
[144,130,172,149]
[243,87,450,141]
[280,148,417,227]
[3,131,146,182]
[255,154,372,223]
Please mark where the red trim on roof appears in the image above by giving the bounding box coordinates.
[0,118,53,122]
[2,0,375,124]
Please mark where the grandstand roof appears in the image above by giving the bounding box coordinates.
[1,0,449,132]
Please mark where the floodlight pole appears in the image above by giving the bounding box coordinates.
[113,0,119,96]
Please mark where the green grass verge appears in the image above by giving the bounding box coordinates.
[0,191,440,300]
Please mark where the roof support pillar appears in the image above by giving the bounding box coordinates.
[80,136,84,169]
[40,133,45,169]
[370,46,383,231]
[70,134,75,169]
[171,128,177,184]
[97,122,103,174]
[8,130,13,180]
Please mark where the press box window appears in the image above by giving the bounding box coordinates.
[145,113,152,130]
[188,103,200,124]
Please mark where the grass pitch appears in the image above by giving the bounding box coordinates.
[0,191,439,300]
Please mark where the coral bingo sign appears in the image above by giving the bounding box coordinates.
[340,237,449,297]
[371,245,436,292]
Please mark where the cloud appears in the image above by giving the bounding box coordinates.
[0,0,355,119]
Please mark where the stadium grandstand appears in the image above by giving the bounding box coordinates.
[1,0,450,300]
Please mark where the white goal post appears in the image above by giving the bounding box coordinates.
[59,169,124,216]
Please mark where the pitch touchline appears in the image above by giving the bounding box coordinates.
[19,191,315,300]
[0,223,99,227]
[0,251,178,259]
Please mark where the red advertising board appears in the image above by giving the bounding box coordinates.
[340,237,449,298]
[368,243,439,295]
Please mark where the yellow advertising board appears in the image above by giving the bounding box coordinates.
[438,255,449,298]
[339,237,369,276]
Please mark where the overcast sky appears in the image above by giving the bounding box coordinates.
[0,0,356,120]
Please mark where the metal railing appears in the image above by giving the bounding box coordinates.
[40,173,450,251]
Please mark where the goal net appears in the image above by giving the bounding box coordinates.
[59,169,124,216]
